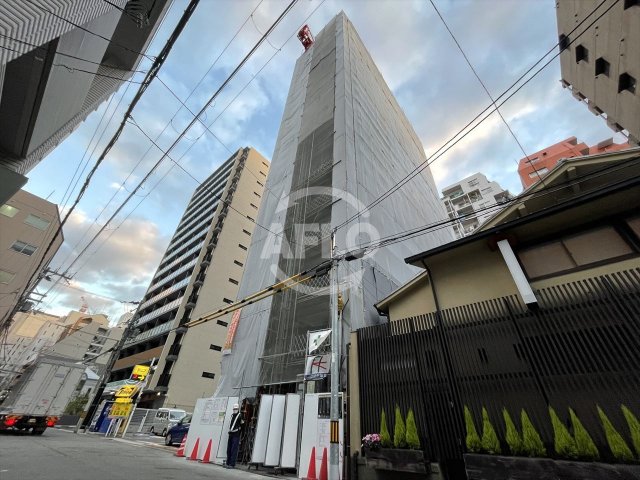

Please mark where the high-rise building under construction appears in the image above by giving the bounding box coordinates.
[216,13,453,395]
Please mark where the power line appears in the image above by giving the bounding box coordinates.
[54,0,302,278]
[328,0,619,239]
[427,0,544,186]
[0,1,202,333]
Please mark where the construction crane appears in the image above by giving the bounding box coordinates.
[79,296,90,314]
[297,25,314,50]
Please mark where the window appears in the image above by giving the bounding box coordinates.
[624,0,638,9]
[528,167,548,179]
[11,240,37,256]
[234,260,244,267]
[246,216,255,222]
[217,320,228,327]
[210,344,222,351]
[261,161,269,168]
[250,203,258,210]
[618,73,637,94]
[238,244,247,251]
[242,229,251,236]
[575,44,588,63]
[259,171,266,177]
[202,371,216,379]
[0,204,19,217]
[223,298,233,304]
[595,57,610,77]
[477,348,489,364]
[24,214,51,230]
[253,191,261,198]
[558,33,569,52]
[0,270,15,284]
[518,226,634,279]
[229,278,239,285]
[256,181,264,187]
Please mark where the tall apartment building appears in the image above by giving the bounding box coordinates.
[110,148,269,410]
[0,0,172,202]
[0,190,63,324]
[518,136,629,188]
[556,0,640,145]
[441,173,513,239]
[217,13,453,396]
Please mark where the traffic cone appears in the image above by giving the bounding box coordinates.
[199,439,213,463]
[176,434,188,457]
[304,447,317,480]
[318,447,328,480]
[187,437,200,461]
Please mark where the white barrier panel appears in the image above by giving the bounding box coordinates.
[280,393,301,468]
[215,396,239,464]
[265,395,286,466]
[184,398,208,459]
[298,393,343,479]
[184,396,234,461]
[251,394,273,464]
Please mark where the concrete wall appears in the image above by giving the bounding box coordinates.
[0,190,63,324]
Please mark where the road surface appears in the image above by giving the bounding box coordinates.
[0,428,265,480]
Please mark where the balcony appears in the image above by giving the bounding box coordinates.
[134,297,184,328]
[147,259,197,295]
[155,242,203,277]
[126,321,173,346]
[139,277,190,310]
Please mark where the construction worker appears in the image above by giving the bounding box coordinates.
[225,403,244,468]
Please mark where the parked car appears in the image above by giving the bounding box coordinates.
[165,414,191,446]
[148,408,186,437]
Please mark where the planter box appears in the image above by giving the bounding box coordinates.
[464,453,640,480]
[364,448,427,474]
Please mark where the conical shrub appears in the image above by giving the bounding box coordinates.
[598,406,634,462]
[406,408,421,450]
[622,405,640,457]
[503,408,523,456]
[481,407,501,454]
[569,408,599,460]
[521,409,546,457]
[393,405,407,448]
[549,407,578,459]
[464,405,482,453]
[380,409,392,448]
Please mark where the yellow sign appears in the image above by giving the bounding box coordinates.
[109,403,132,418]
[131,364,150,381]
[114,397,133,404]
[114,384,139,398]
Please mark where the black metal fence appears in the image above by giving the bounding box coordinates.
[357,268,640,474]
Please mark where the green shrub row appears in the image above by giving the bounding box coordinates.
[379,405,422,449]
[464,404,640,462]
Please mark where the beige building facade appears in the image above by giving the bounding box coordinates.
[111,147,269,411]
[0,190,63,326]
[557,0,640,144]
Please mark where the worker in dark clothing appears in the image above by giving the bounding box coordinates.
[225,403,244,468]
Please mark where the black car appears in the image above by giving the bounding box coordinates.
[165,414,191,446]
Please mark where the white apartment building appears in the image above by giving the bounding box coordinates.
[441,173,513,239]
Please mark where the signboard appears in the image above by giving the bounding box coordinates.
[222,309,242,355]
[114,384,139,398]
[305,354,330,380]
[131,364,150,381]
[109,403,133,418]
[114,397,133,404]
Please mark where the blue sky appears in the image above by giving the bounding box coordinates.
[23,0,625,322]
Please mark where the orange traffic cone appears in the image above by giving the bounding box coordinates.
[187,437,200,461]
[318,447,328,480]
[199,439,213,463]
[304,447,317,480]
[176,434,188,457]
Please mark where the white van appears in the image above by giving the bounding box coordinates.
[148,408,187,436]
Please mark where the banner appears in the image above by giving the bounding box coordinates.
[222,309,242,355]
[304,354,330,380]
[308,329,331,354]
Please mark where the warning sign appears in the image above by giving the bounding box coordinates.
[114,384,139,398]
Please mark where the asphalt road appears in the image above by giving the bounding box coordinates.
[0,428,266,480]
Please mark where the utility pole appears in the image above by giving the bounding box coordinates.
[78,308,138,432]
[329,230,341,480]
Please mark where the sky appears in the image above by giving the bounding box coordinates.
[22,0,626,323]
